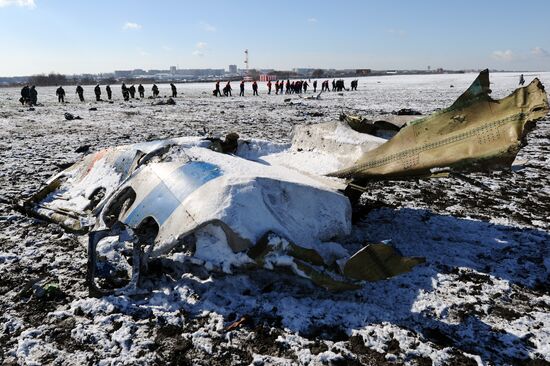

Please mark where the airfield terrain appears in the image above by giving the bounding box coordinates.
[1,73,549,365]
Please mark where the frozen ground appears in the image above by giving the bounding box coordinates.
[0,73,549,365]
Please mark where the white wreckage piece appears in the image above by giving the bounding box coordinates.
[22,124,421,295]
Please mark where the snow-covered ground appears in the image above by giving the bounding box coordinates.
[0,72,549,365]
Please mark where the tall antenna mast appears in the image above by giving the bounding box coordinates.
[244,49,249,73]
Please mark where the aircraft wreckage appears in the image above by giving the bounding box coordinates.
[20,70,549,295]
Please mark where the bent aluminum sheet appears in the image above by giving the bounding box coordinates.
[21,137,209,231]
[331,70,549,181]
[100,153,352,257]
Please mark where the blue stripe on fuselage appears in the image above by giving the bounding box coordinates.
[124,161,222,227]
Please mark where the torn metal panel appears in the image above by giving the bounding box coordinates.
[341,113,420,139]
[342,244,425,281]
[247,232,423,292]
[290,120,386,167]
[330,70,549,182]
[20,138,210,231]
[99,155,352,257]
[21,146,145,232]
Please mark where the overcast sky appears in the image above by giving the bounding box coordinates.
[1,0,549,76]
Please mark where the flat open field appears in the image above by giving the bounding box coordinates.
[1,73,549,365]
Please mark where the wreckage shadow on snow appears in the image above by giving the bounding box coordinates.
[102,207,548,363]
[351,206,549,362]
[359,206,550,289]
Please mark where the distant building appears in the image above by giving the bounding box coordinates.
[170,66,177,74]
[228,64,237,74]
[293,68,314,76]
[259,74,277,81]
[174,69,224,77]
[114,70,132,78]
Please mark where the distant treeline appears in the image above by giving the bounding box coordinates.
[26,73,118,86]
[27,73,68,86]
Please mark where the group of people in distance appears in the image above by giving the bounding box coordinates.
[22,82,179,105]
[19,78,360,106]
[213,78,360,97]
[19,85,38,106]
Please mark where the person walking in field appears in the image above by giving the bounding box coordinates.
[239,80,245,96]
[519,74,525,86]
[129,85,136,99]
[151,84,159,98]
[214,81,221,97]
[94,84,101,101]
[76,85,84,102]
[121,83,129,101]
[267,80,272,94]
[138,84,145,98]
[252,81,258,96]
[106,85,112,100]
[170,83,177,98]
[313,80,317,93]
[223,81,232,96]
[56,86,66,103]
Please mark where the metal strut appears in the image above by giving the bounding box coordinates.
[86,225,143,297]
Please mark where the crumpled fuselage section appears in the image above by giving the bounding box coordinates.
[331,70,549,185]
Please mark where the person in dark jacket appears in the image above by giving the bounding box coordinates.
[313,80,317,93]
[138,84,145,98]
[94,84,101,101]
[20,85,30,105]
[519,74,525,86]
[129,85,136,99]
[151,84,159,98]
[252,81,258,96]
[224,81,232,96]
[214,81,221,96]
[121,83,129,101]
[239,81,245,96]
[267,80,272,94]
[106,85,112,100]
[29,86,38,106]
[76,85,84,102]
[56,86,66,103]
[170,83,177,98]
